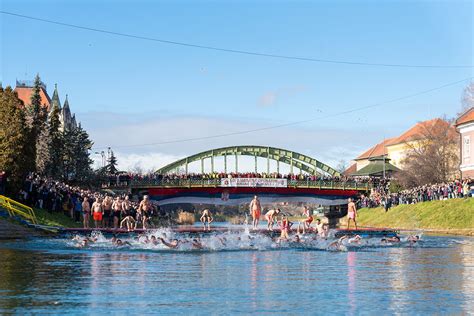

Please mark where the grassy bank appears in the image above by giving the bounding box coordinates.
[340,198,474,236]
[33,208,82,228]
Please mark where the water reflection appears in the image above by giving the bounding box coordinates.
[0,237,472,314]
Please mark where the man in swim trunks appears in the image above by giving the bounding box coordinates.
[200,209,213,231]
[265,208,280,231]
[120,196,136,231]
[347,198,358,229]
[102,195,113,228]
[82,196,91,229]
[138,195,153,230]
[249,195,262,230]
[278,215,293,240]
[112,196,123,229]
[91,197,103,229]
[302,206,313,230]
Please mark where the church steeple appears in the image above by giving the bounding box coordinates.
[50,83,61,113]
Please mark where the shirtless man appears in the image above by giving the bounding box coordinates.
[315,218,325,237]
[102,195,113,228]
[82,197,91,229]
[91,197,103,229]
[138,195,153,230]
[120,196,136,231]
[159,237,180,249]
[302,206,313,230]
[200,209,213,231]
[347,198,358,229]
[112,197,123,229]
[264,208,280,231]
[249,195,262,230]
[278,215,293,241]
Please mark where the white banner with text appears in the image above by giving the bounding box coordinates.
[220,178,287,188]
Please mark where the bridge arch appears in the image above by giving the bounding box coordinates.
[156,145,340,177]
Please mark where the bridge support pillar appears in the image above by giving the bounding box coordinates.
[267,147,270,174]
[235,151,238,173]
[185,158,188,175]
[254,153,257,173]
[224,154,227,173]
[211,150,214,173]
[201,158,204,174]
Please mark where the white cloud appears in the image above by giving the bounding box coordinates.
[82,111,379,173]
[259,91,278,107]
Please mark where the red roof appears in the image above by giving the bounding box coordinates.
[356,119,456,160]
[456,107,474,126]
[389,118,453,145]
[356,138,395,160]
[14,87,51,109]
[343,163,357,176]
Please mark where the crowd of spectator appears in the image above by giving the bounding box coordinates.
[16,173,164,229]
[360,179,472,210]
[107,172,376,188]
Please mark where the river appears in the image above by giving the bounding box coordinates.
[0,231,472,315]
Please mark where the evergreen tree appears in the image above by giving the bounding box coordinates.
[62,128,77,180]
[48,102,64,179]
[24,74,46,172]
[35,115,51,176]
[74,124,94,182]
[106,151,119,175]
[0,87,31,193]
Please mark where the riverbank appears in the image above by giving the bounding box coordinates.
[340,198,474,236]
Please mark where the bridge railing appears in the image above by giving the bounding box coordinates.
[130,178,369,190]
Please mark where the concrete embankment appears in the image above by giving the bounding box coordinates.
[0,219,45,239]
[339,198,474,236]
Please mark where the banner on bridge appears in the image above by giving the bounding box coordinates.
[220,178,287,188]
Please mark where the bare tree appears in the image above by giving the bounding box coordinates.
[397,119,459,188]
[459,82,474,115]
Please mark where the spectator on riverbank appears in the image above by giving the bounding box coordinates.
[364,179,472,209]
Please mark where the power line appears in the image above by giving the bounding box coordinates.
[93,76,472,150]
[1,10,472,69]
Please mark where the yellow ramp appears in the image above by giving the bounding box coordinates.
[0,195,38,225]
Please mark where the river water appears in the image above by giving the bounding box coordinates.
[0,230,473,315]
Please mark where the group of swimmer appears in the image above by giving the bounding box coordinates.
[84,194,155,231]
[71,229,420,251]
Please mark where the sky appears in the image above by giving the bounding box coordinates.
[1,0,473,172]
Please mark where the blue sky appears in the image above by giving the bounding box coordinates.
[1,0,473,171]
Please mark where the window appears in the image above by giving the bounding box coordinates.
[464,136,470,160]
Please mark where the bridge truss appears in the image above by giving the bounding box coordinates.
[156,145,340,177]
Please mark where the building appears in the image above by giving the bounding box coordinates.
[348,118,458,175]
[14,80,51,110]
[14,79,77,132]
[455,107,474,179]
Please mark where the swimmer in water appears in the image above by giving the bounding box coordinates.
[407,235,420,245]
[328,236,348,251]
[264,208,280,231]
[115,239,131,247]
[200,209,214,231]
[159,237,180,249]
[347,235,362,244]
[192,238,204,249]
[150,235,159,245]
[381,236,401,244]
